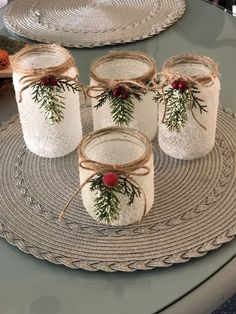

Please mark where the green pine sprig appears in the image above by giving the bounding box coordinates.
[164,88,189,132]
[154,84,206,132]
[94,86,146,126]
[153,92,163,104]
[153,88,173,104]
[191,85,207,114]
[89,174,141,223]
[93,89,110,109]
[32,78,79,124]
[109,94,135,126]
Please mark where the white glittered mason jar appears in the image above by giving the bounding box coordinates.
[89,51,158,140]
[157,55,220,160]
[78,127,154,226]
[12,44,82,158]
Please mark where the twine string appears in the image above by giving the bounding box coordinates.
[59,172,96,221]
[87,78,157,98]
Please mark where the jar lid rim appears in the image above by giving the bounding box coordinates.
[162,54,218,85]
[90,51,157,84]
[79,127,153,169]
[12,44,75,74]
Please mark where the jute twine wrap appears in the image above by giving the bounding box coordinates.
[59,127,153,222]
[160,54,219,130]
[12,44,77,102]
[88,51,158,96]
[163,55,218,86]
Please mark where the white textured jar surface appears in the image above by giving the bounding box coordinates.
[12,45,82,158]
[90,52,158,140]
[159,57,220,160]
[79,128,154,226]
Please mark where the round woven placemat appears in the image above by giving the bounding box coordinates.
[3,0,185,48]
[0,105,236,272]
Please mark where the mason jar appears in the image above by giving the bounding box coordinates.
[89,51,158,140]
[78,127,154,226]
[12,44,82,158]
[157,54,220,160]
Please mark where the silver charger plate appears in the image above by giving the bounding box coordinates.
[3,0,185,48]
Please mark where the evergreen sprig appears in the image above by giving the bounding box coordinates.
[164,88,189,132]
[154,84,206,132]
[94,86,145,126]
[110,95,135,126]
[89,174,141,223]
[191,85,207,114]
[32,78,79,124]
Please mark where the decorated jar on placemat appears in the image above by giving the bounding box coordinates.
[89,51,158,140]
[155,55,220,160]
[12,44,82,158]
[60,127,154,226]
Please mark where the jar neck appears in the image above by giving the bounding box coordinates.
[91,51,157,84]
[12,44,75,76]
[79,127,152,170]
[163,54,218,85]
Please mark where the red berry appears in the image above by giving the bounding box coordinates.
[102,172,119,188]
[121,90,129,99]
[41,75,57,86]
[112,86,122,97]
[48,75,58,86]
[178,80,188,92]
[171,80,179,90]
[41,76,50,86]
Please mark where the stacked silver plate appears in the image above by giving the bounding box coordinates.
[3,0,185,47]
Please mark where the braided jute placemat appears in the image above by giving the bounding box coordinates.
[0,105,236,272]
[3,0,185,48]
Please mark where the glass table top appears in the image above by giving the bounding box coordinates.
[0,1,236,313]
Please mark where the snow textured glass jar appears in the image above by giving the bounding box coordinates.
[12,44,82,158]
[157,55,220,160]
[89,51,158,140]
[78,127,154,226]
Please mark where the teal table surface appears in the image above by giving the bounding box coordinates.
[0,1,236,314]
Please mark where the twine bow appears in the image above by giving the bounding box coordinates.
[17,74,79,103]
[87,78,158,99]
[12,44,86,102]
[88,50,158,98]
[158,55,219,130]
[59,127,153,223]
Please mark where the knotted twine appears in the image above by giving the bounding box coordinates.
[12,44,81,103]
[88,51,158,98]
[159,55,219,130]
[59,127,153,223]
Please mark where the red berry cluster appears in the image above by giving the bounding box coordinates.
[102,172,119,188]
[41,75,58,87]
[171,80,188,92]
[112,86,130,99]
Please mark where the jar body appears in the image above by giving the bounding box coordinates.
[158,58,220,160]
[90,55,158,140]
[91,78,157,140]
[13,48,82,158]
[78,129,154,226]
